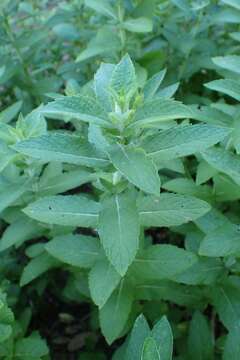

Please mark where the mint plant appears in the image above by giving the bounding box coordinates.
[8,55,229,349]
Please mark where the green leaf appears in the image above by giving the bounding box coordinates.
[0,324,12,343]
[0,217,44,252]
[45,234,100,268]
[24,195,100,227]
[98,191,140,276]
[132,245,197,280]
[142,125,230,161]
[151,316,173,360]
[187,311,214,360]
[125,315,151,360]
[205,79,240,101]
[222,0,240,10]
[223,327,240,360]
[13,133,109,168]
[99,280,133,344]
[123,17,153,33]
[210,277,240,331]
[20,253,58,286]
[0,100,22,124]
[130,99,194,128]
[143,69,166,100]
[16,108,47,139]
[14,332,49,358]
[138,193,210,227]
[212,55,240,74]
[0,181,28,213]
[199,224,240,257]
[141,337,161,360]
[94,63,115,112]
[89,259,121,308]
[41,96,111,127]
[110,54,136,98]
[109,144,160,195]
[202,147,240,185]
[85,0,117,19]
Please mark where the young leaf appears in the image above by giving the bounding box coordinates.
[23,195,100,227]
[125,315,151,360]
[151,316,173,360]
[223,327,240,360]
[202,147,240,185]
[41,96,111,127]
[205,79,240,101]
[98,191,140,276]
[141,337,160,360]
[109,144,160,195]
[142,125,230,161]
[130,99,194,128]
[199,224,240,257]
[212,55,240,74]
[45,234,100,268]
[13,133,109,168]
[123,17,153,33]
[89,259,121,308]
[143,69,167,100]
[110,54,136,98]
[138,193,210,227]
[99,280,133,344]
[187,311,214,360]
[85,0,117,19]
[20,253,58,286]
[132,245,197,280]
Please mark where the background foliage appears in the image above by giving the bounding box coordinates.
[1,0,240,359]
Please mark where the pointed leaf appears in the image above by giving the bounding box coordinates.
[23,195,100,227]
[99,192,140,276]
[110,54,136,97]
[205,79,240,101]
[151,316,173,360]
[109,144,160,195]
[141,337,161,360]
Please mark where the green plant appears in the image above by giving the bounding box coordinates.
[2,0,240,359]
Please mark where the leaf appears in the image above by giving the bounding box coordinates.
[85,0,117,19]
[210,277,240,331]
[98,192,140,276]
[132,245,197,281]
[0,324,12,343]
[130,99,194,128]
[0,181,28,213]
[212,55,240,74]
[14,332,49,358]
[13,133,109,168]
[0,217,44,252]
[151,316,173,360]
[141,337,160,360]
[23,195,100,227]
[187,311,214,360]
[20,253,58,286]
[199,224,240,257]
[202,147,240,185]
[17,108,47,139]
[45,234,100,268]
[94,63,115,112]
[109,144,160,195]
[110,54,136,98]
[142,125,230,161]
[205,79,240,101]
[125,315,151,360]
[143,69,166,100]
[138,193,210,227]
[123,17,153,33]
[41,96,111,127]
[99,280,133,344]
[0,101,22,124]
[222,0,240,10]
[89,259,121,308]
[223,327,240,360]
